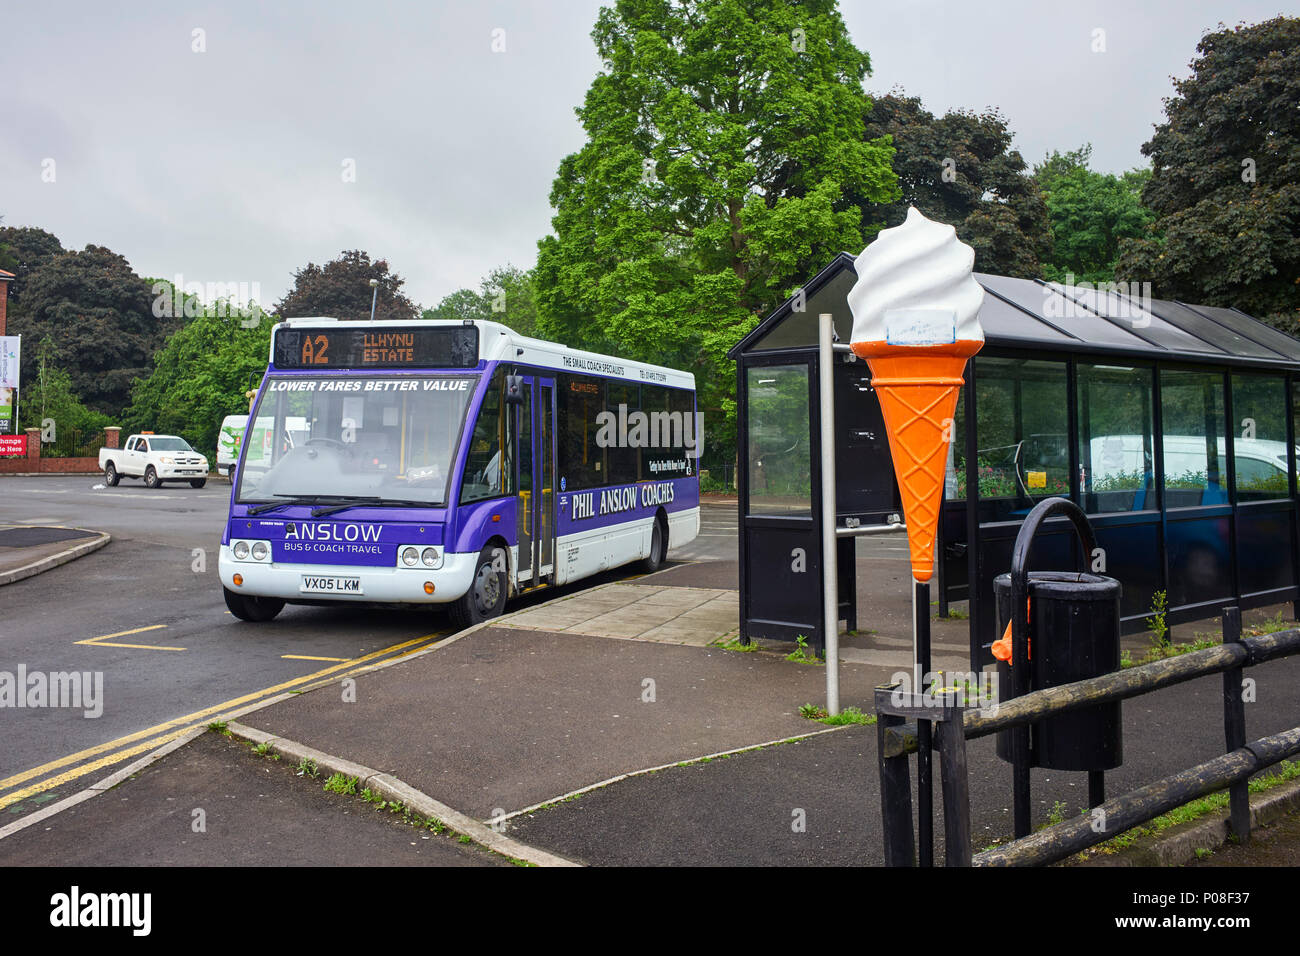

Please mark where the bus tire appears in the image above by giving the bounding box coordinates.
[640,515,667,574]
[223,586,284,622]
[104,462,120,486]
[191,478,207,489]
[144,466,161,489]
[451,545,508,629]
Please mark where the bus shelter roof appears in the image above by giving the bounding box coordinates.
[728,253,1300,371]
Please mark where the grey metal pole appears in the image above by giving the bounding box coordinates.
[369,279,379,321]
[819,312,839,715]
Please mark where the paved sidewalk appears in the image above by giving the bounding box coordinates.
[0,732,506,867]
[5,551,1299,867]
[0,525,110,585]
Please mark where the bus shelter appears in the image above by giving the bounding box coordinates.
[730,253,1300,668]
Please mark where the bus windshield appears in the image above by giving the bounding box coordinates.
[235,374,477,506]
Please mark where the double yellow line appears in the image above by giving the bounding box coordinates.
[0,629,450,813]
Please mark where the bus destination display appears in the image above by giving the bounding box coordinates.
[273,326,480,370]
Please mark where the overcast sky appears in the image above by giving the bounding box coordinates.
[1,0,1294,310]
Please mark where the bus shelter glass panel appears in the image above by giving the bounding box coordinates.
[1077,363,1156,513]
[965,357,1069,522]
[746,365,811,516]
[1231,374,1289,501]
[1237,509,1293,596]
[1159,369,1227,508]
[1166,516,1232,608]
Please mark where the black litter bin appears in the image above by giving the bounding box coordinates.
[993,570,1123,771]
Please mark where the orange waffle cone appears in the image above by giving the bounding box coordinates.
[853,341,981,583]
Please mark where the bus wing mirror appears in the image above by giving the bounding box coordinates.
[505,375,525,406]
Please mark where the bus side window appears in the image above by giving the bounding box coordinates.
[461,371,506,503]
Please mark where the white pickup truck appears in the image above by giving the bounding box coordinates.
[100,434,209,489]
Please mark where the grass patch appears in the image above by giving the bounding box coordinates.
[714,636,759,653]
[206,720,230,736]
[1081,759,1300,857]
[323,773,359,795]
[295,757,319,779]
[1121,634,1220,669]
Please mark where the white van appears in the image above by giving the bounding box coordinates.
[1089,434,1291,488]
[217,415,248,479]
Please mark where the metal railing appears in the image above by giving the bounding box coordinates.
[875,607,1300,866]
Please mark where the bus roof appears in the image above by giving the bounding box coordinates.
[275,317,695,389]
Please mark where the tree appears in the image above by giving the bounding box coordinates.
[1116,17,1300,331]
[274,250,419,322]
[858,92,1051,278]
[13,244,174,415]
[124,306,276,456]
[16,334,113,444]
[1034,145,1155,283]
[0,223,63,302]
[535,0,899,467]
[423,264,540,336]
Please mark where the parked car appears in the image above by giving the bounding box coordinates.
[99,434,209,488]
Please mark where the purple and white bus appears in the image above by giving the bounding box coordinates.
[219,318,700,626]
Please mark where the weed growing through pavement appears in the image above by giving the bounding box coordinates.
[295,758,319,779]
[207,720,230,736]
[785,635,823,666]
[1146,589,1170,647]
[798,703,876,726]
[323,773,358,795]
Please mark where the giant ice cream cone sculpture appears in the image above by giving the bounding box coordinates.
[847,207,985,583]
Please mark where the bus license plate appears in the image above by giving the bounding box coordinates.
[300,575,363,595]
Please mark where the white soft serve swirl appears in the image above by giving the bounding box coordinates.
[847,206,985,345]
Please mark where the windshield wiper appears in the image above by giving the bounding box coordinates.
[247,494,344,515]
[310,496,438,517]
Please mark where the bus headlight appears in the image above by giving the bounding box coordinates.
[231,539,272,562]
[421,547,442,568]
[401,546,420,567]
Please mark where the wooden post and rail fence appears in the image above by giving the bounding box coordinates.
[876,607,1300,866]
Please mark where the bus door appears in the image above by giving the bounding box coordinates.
[514,375,556,590]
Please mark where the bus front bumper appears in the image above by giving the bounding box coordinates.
[218,547,476,604]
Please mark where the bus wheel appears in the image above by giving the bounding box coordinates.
[451,546,507,629]
[223,586,284,622]
[640,516,667,574]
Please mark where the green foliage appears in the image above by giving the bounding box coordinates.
[274,250,419,322]
[423,265,540,337]
[1034,145,1155,283]
[323,773,359,795]
[535,0,899,467]
[1145,590,1170,647]
[1115,17,1300,331]
[17,335,112,443]
[785,634,823,665]
[860,92,1051,278]
[11,244,175,415]
[799,703,828,719]
[123,303,275,457]
[295,757,319,778]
